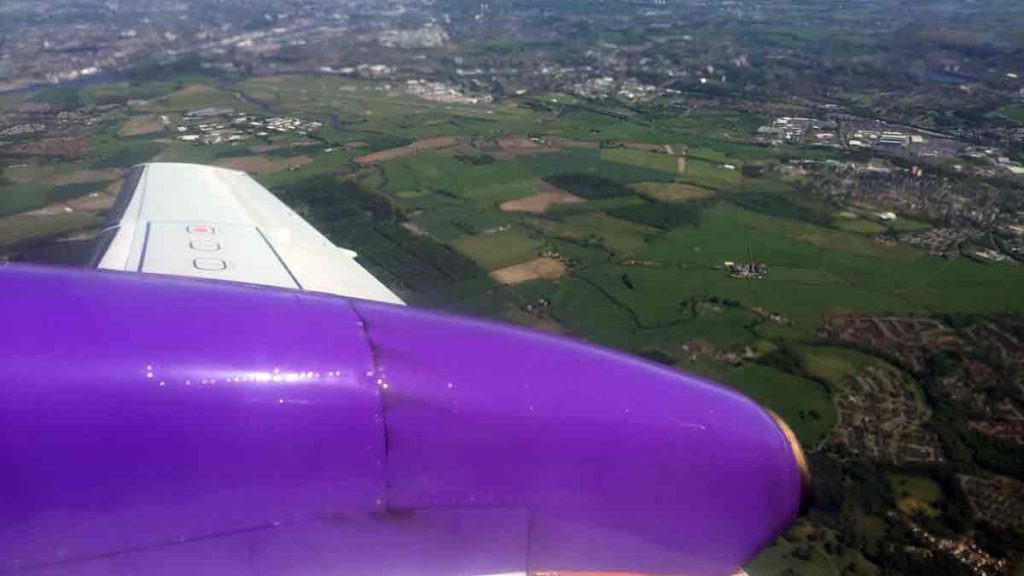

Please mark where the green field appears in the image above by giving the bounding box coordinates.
[450,227,546,270]
[531,212,657,255]
[630,181,714,202]
[888,217,932,233]
[680,157,743,189]
[833,214,886,235]
[889,473,943,518]
[142,83,257,114]
[800,346,875,383]
[634,203,1024,333]
[721,364,834,446]
[747,519,880,576]
[600,147,678,173]
[0,184,52,217]
[0,212,103,247]
[998,105,1024,124]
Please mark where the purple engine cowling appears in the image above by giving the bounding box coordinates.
[0,262,808,576]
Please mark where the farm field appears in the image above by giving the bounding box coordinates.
[630,181,714,202]
[746,519,880,576]
[693,362,835,447]
[889,473,943,518]
[450,227,546,270]
[998,105,1024,124]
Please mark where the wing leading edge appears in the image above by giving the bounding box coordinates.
[94,162,403,305]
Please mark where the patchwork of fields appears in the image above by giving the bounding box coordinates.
[4,75,1024,453]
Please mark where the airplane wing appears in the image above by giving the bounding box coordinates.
[92,162,403,305]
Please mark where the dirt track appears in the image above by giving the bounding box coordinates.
[490,257,566,285]
[499,180,585,214]
[354,137,461,165]
[7,166,122,187]
[215,155,312,174]
[492,136,560,159]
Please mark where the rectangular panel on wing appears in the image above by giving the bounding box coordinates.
[140,221,299,289]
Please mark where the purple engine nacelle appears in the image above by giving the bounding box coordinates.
[0,263,808,576]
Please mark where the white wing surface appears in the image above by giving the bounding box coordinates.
[94,162,403,305]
